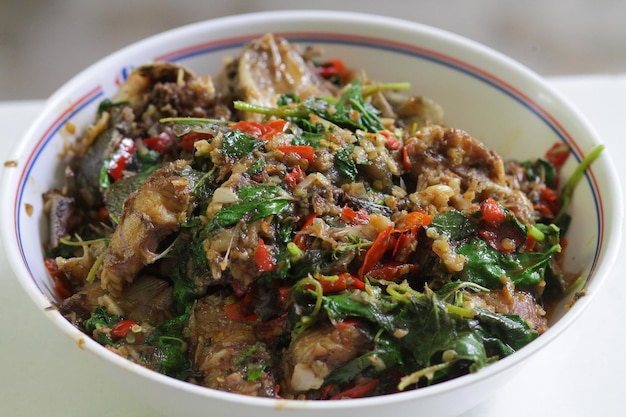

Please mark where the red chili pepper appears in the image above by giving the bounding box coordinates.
[98,206,110,222]
[331,379,380,399]
[479,221,526,253]
[320,384,336,400]
[545,142,570,170]
[277,145,315,163]
[44,258,71,299]
[181,132,213,152]
[231,119,288,141]
[541,187,560,217]
[315,273,348,294]
[380,130,401,150]
[524,233,537,252]
[278,286,293,307]
[294,213,317,249]
[255,238,276,272]
[359,226,394,277]
[224,292,258,322]
[143,132,174,154]
[479,198,505,227]
[110,320,138,339]
[285,165,306,188]
[334,317,360,332]
[392,228,418,263]
[402,143,413,170]
[341,205,370,225]
[316,59,346,80]
[345,273,366,290]
[107,138,135,180]
[398,211,433,231]
[366,262,420,281]
[308,272,365,294]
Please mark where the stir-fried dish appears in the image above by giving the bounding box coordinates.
[44,34,601,399]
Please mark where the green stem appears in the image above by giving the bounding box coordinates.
[398,362,451,391]
[555,144,604,224]
[159,117,231,127]
[361,82,411,97]
[233,101,310,119]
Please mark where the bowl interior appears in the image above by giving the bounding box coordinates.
[1,10,621,416]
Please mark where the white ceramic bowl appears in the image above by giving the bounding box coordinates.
[1,10,622,417]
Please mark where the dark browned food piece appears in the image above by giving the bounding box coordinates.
[404,125,535,222]
[100,160,192,296]
[43,190,77,248]
[282,322,372,395]
[219,33,337,119]
[187,294,277,397]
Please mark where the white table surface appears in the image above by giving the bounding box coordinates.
[1,74,625,417]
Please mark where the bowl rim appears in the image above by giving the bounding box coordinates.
[1,8,623,410]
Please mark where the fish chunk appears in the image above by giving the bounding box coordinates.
[284,322,371,394]
[100,160,192,296]
[221,33,336,120]
[187,294,277,397]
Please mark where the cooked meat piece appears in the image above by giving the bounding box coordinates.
[112,62,222,121]
[43,190,77,248]
[187,294,277,397]
[114,275,174,323]
[403,125,535,222]
[59,281,106,323]
[60,275,173,325]
[70,62,226,209]
[405,125,506,189]
[372,91,444,129]
[99,160,192,296]
[72,126,124,208]
[220,33,337,120]
[283,322,372,394]
[465,280,548,333]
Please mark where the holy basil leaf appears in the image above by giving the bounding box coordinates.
[237,184,283,201]
[323,290,458,368]
[455,238,560,288]
[401,293,458,367]
[206,198,291,233]
[335,146,358,181]
[472,308,539,355]
[83,306,120,335]
[292,131,324,148]
[145,309,192,380]
[332,81,385,133]
[83,306,121,346]
[521,158,557,189]
[430,210,477,241]
[235,81,385,134]
[97,98,130,116]
[221,130,263,157]
[446,331,488,373]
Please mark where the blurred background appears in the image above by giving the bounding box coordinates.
[2,0,626,101]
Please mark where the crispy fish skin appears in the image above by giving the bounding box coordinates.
[100,160,192,296]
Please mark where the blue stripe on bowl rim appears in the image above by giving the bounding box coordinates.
[15,32,604,291]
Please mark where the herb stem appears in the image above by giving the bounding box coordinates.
[361,82,411,97]
[233,101,309,119]
[555,144,604,224]
[398,361,451,391]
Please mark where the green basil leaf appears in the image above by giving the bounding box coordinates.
[430,210,477,241]
[335,146,358,181]
[222,130,263,157]
[455,238,561,288]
